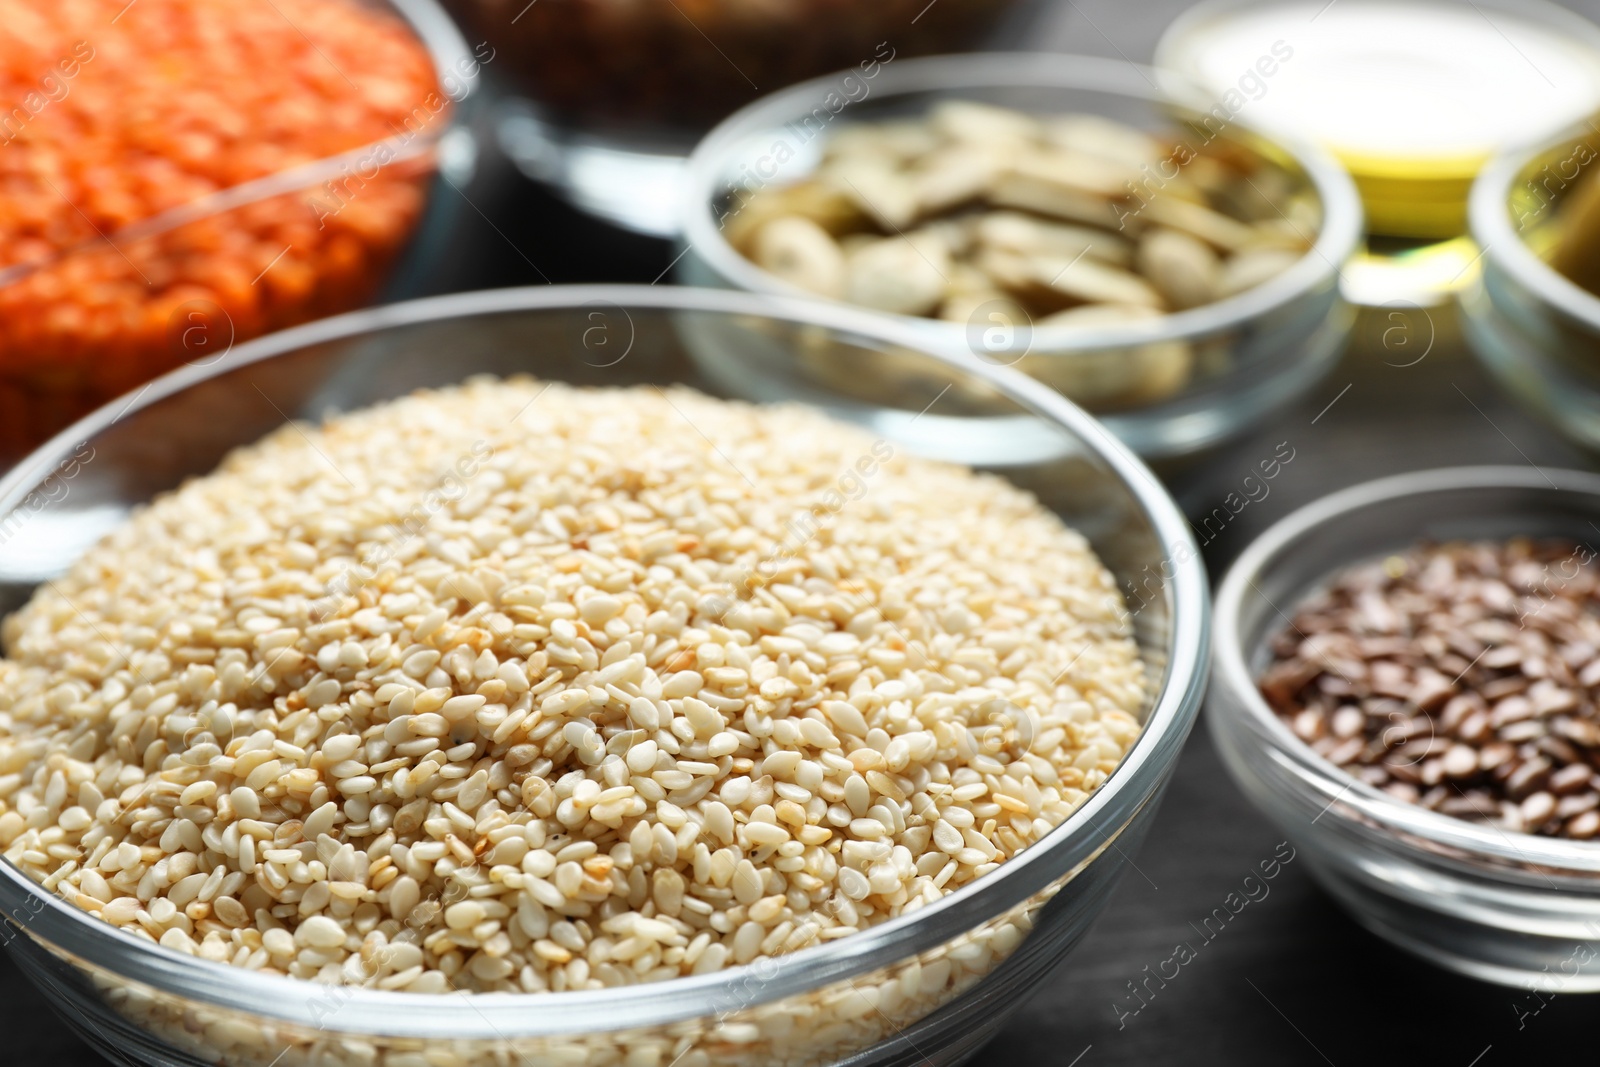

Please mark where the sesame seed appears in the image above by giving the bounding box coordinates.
[0,377,1143,1019]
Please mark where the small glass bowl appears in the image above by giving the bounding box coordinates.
[0,0,479,464]
[443,0,1039,236]
[0,285,1208,1067]
[677,52,1364,462]
[1461,120,1600,452]
[1210,466,1600,989]
[1156,0,1600,241]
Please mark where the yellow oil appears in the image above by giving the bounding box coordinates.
[1157,0,1600,240]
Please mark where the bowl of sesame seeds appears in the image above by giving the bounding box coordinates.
[1212,466,1600,991]
[0,285,1206,1067]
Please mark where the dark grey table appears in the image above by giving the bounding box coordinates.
[7,2,1599,1063]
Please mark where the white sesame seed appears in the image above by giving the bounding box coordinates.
[0,377,1143,1017]
[296,915,346,949]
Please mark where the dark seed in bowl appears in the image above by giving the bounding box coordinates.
[1258,538,1600,838]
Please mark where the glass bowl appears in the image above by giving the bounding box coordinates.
[1461,120,1600,452]
[0,0,479,466]
[677,52,1364,462]
[444,0,1041,236]
[1155,0,1600,241]
[0,285,1208,1067]
[1210,465,1600,990]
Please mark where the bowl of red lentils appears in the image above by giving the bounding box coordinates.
[0,0,477,462]
[1211,465,1600,990]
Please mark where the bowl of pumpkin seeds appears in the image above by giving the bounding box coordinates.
[678,53,1363,462]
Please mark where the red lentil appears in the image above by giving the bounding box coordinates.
[0,0,442,454]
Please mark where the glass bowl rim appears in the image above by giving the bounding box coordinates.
[1469,117,1600,338]
[0,283,1209,1039]
[0,0,476,294]
[678,50,1363,355]
[1213,463,1600,874]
